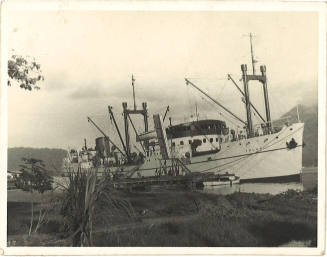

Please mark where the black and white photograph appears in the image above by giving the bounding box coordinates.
[1,1,325,255]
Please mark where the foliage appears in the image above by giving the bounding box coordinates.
[13,158,53,236]
[8,53,44,90]
[15,158,53,193]
[7,189,317,246]
[59,167,135,246]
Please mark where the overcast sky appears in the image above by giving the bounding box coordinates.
[7,10,318,149]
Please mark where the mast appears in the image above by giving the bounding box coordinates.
[241,63,272,137]
[241,34,273,137]
[296,104,300,122]
[249,33,256,75]
[132,74,136,110]
[260,65,272,132]
[241,64,253,137]
[108,106,128,156]
[122,102,131,159]
[228,74,266,123]
[195,103,199,121]
[127,114,146,153]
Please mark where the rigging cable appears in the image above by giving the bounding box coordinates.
[186,78,246,128]
[199,94,242,128]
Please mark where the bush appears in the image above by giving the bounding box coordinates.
[59,167,135,246]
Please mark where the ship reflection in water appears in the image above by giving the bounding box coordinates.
[201,167,317,195]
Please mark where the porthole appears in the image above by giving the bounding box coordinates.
[203,139,206,143]
[216,138,219,142]
[210,138,213,143]
[290,128,293,131]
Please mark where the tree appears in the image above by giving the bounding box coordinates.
[8,53,44,90]
[14,158,53,236]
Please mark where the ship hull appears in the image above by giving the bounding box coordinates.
[136,122,304,181]
[64,123,304,182]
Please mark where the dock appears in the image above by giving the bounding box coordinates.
[112,172,238,191]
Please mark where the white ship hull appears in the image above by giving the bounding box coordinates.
[135,122,304,181]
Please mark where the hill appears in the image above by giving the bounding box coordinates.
[7,147,67,175]
[274,104,318,167]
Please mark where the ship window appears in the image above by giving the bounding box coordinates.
[180,141,184,145]
[210,138,213,143]
[216,138,218,142]
[189,140,192,144]
[203,138,206,143]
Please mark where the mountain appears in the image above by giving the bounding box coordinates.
[7,147,67,175]
[274,104,318,167]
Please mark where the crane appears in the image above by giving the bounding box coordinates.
[185,78,246,125]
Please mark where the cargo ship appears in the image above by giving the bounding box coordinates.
[64,38,304,182]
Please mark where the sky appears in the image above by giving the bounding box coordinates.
[6,10,318,150]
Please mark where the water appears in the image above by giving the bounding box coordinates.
[51,167,317,196]
[201,167,317,195]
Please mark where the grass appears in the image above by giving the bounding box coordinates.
[92,189,317,247]
[7,187,317,247]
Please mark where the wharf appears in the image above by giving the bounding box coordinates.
[112,172,235,190]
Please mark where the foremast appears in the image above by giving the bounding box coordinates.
[241,34,272,138]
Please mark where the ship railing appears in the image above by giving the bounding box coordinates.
[230,116,295,141]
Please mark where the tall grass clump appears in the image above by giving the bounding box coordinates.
[59,166,135,246]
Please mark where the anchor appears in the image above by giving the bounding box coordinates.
[286,138,298,150]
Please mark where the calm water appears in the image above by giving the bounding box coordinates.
[202,167,318,195]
